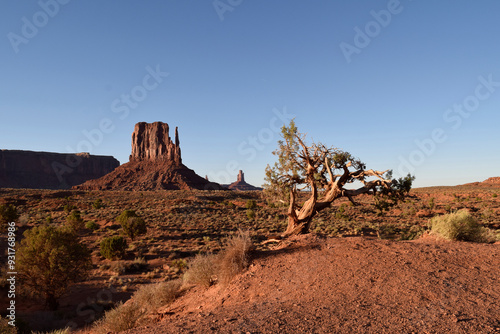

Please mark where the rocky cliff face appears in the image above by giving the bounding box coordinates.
[484,177,500,184]
[75,122,223,191]
[130,122,181,164]
[0,150,119,189]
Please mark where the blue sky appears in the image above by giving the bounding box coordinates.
[1,1,500,188]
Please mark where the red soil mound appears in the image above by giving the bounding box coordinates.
[124,235,500,334]
[74,160,222,191]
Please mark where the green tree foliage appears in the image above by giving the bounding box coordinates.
[0,204,18,231]
[264,120,415,237]
[66,209,84,231]
[17,225,92,310]
[100,236,128,260]
[116,210,147,240]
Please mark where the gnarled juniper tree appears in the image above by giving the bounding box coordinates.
[264,120,414,238]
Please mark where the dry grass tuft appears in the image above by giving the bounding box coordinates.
[94,279,182,333]
[183,253,219,287]
[133,279,183,313]
[218,230,253,286]
[183,230,253,288]
[93,301,144,333]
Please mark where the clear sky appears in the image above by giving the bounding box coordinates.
[1,1,499,188]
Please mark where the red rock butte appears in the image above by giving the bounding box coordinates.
[74,122,223,191]
[227,170,263,191]
[130,122,182,164]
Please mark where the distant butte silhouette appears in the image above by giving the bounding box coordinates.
[227,170,263,191]
[0,150,118,189]
[74,122,223,191]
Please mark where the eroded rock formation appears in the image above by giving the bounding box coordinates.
[484,177,500,184]
[75,122,223,191]
[130,122,181,164]
[0,150,119,189]
[227,170,262,191]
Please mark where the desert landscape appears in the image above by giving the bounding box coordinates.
[1,121,499,333]
[3,2,500,333]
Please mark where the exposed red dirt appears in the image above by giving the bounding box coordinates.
[123,235,500,334]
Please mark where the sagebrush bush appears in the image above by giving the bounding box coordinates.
[100,236,128,259]
[122,217,147,240]
[18,225,92,310]
[245,199,257,209]
[0,316,16,334]
[0,204,18,231]
[184,253,219,287]
[246,209,255,220]
[116,209,138,224]
[92,198,103,209]
[117,210,147,240]
[85,220,99,230]
[66,210,84,231]
[430,209,496,242]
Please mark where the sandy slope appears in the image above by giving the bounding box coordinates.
[124,234,500,334]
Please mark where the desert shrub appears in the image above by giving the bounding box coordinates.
[109,261,127,275]
[92,198,103,209]
[117,210,147,240]
[63,203,76,213]
[100,236,128,259]
[171,258,188,271]
[129,257,148,272]
[246,209,255,220]
[399,224,425,240]
[0,204,18,231]
[430,209,496,242]
[133,279,183,313]
[0,316,16,334]
[218,230,253,286]
[17,225,92,309]
[93,301,144,333]
[66,210,84,231]
[94,280,182,333]
[110,258,148,275]
[122,217,147,240]
[184,253,219,287]
[116,209,138,224]
[32,328,71,334]
[86,220,99,230]
[245,199,257,209]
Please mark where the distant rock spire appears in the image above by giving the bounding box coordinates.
[227,170,262,191]
[175,126,180,147]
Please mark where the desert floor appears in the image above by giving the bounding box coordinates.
[1,184,499,333]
